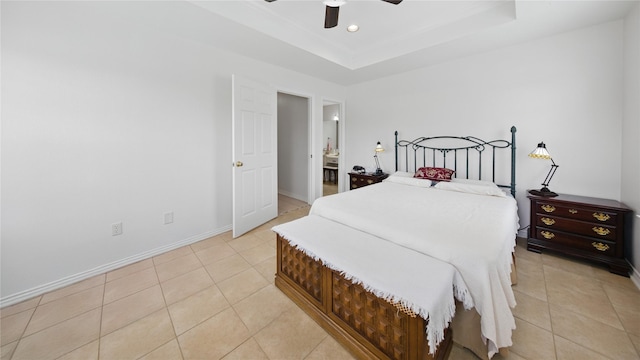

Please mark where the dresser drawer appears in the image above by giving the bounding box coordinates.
[535,202,618,226]
[534,228,616,256]
[351,176,375,188]
[349,173,388,190]
[535,215,617,241]
[528,193,632,276]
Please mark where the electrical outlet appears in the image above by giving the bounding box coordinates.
[112,222,123,236]
[164,212,174,225]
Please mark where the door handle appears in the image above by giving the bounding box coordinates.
[234,161,244,167]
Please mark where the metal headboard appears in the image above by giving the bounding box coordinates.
[395,126,517,197]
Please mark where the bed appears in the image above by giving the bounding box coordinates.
[273,127,518,360]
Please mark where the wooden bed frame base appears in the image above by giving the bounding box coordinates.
[275,235,452,360]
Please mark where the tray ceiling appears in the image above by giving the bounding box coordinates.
[185,0,637,85]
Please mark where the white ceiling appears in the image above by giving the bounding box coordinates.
[186,0,637,85]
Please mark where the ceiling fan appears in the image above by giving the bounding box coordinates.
[264,0,403,29]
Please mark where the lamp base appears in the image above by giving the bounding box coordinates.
[374,168,384,176]
[528,187,558,197]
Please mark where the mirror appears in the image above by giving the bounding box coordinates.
[322,103,340,196]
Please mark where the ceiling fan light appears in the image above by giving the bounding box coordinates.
[347,24,359,32]
[323,0,346,7]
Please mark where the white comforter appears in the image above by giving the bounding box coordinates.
[310,181,519,357]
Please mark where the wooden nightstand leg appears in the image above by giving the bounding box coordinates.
[526,242,542,254]
[609,262,631,277]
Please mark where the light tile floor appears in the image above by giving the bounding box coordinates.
[323,182,338,197]
[278,194,308,215]
[1,204,639,359]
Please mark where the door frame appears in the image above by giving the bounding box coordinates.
[322,98,346,194]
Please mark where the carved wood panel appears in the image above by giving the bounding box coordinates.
[331,272,409,359]
[279,240,323,301]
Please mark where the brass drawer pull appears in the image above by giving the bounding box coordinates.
[541,205,555,213]
[367,180,373,184]
[593,213,610,222]
[592,242,610,252]
[541,217,555,226]
[569,209,578,214]
[592,227,611,236]
[541,231,555,239]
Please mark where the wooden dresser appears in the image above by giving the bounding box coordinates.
[527,193,632,276]
[349,172,388,190]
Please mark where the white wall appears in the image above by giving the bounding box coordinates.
[277,93,309,202]
[2,1,637,304]
[622,4,640,274]
[345,20,625,240]
[0,1,346,304]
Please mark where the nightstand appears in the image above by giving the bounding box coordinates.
[527,193,632,276]
[349,172,389,190]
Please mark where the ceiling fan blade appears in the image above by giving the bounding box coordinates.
[381,0,402,4]
[324,6,339,28]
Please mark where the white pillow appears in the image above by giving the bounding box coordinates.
[384,172,433,188]
[450,178,497,187]
[434,181,506,197]
[389,171,415,178]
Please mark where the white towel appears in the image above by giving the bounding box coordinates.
[272,215,472,355]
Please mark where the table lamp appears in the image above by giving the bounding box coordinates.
[374,141,384,175]
[528,142,559,197]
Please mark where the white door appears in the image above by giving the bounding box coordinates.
[232,75,278,238]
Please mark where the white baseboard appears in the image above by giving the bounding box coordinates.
[278,189,306,203]
[0,225,232,308]
[4,225,637,307]
[630,263,640,291]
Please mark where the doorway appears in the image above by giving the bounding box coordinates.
[277,92,311,214]
[232,75,324,236]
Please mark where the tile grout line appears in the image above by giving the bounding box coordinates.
[96,276,106,360]
[171,240,237,359]
[5,295,43,360]
[147,251,185,360]
[12,283,106,360]
[599,279,640,358]
[3,208,638,359]
[540,259,638,359]
[301,334,330,360]
[539,262,559,360]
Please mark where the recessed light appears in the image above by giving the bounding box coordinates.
[323,0,346,6]
[347,24,359,32]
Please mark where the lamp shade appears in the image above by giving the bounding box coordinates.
[323,0,346,6]
[528,141,559,197]
[529,142,551,159]
[375,141,384,153]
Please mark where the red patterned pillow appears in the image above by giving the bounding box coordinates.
[414,167,455,181]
